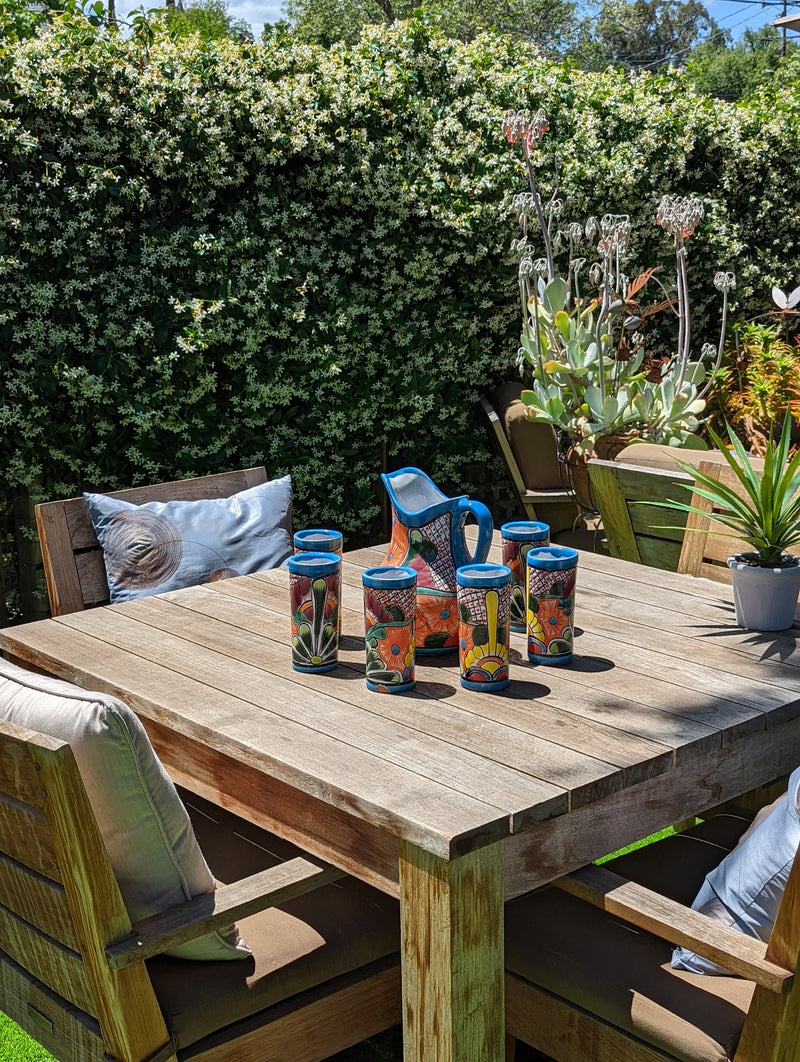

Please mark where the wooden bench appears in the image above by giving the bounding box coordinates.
[0,716,401,1062]
[35,468,268,616]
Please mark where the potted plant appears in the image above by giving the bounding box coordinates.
[668,412,800,631]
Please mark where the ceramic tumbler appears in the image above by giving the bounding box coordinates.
[288,551,340,673]
[501,521,550,633]
[293,528,344,556]
[362,566,417,692]
[526,546,578,665]
[456,563,511,692]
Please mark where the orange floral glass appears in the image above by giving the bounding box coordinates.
[526,546,578,665]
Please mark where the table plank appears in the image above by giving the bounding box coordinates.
[2,615,509,859]
[173,580,676,803]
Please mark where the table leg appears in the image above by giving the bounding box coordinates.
[398,839,505,1062]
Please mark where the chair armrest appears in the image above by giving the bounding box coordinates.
[556,864,793,993]
[106,856,344,970]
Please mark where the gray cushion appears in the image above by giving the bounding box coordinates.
[673,769,800,975]
[84,476,293,603]
[149,791,400,1049]
[0,658,246,961]
[506,814,757,1062]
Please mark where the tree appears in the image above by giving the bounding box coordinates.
[686,26,796,101]
[572,0,723,72]
[165,0,252,40]
[283,0,581,51]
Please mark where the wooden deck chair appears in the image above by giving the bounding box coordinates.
[479,393,576,525]
[0,715,400,1062]
[35,468,269,616]
[587,457,694,570]
[677,460,755,582]
[505,810,800,1062]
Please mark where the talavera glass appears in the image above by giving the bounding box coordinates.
[362,566,417,693]
[288,551,340,673]
[500,521,550,632]
[456,563,511,692]
[526,546,578,665]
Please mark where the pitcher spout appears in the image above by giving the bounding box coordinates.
[380,467,462,523]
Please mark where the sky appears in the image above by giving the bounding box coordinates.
[120,0,800,45]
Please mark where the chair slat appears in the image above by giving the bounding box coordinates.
[0,796,61,880]
[557,864,792,992]
[0,852,78,950]
[0,948,105,1062]
[0,909,95,1015]
[0,726,49,807]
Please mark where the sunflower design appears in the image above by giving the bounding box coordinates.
[459,589,509,686]
[103,510,183,590]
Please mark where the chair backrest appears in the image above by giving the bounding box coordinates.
[587,458,694,570]
[676,460,759,582]
[35,467,268,616]
[0,718,174,1062]
[479,393,576,528]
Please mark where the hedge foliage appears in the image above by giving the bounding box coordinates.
[2,17,800,536]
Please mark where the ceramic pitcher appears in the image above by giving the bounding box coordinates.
[381,467,493,653]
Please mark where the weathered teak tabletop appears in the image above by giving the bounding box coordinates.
[4,535,800,1062]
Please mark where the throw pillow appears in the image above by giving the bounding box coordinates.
[672,767,800,975]
[84,475,292,603]
[0,657,249,961]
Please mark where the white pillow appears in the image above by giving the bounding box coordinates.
[84,475,293,603]
[0,658,249,961]
[672,767,800,975]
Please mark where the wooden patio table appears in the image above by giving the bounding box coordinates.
[4,534,800,1062]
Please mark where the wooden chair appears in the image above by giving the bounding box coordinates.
[587,457,694,570]
[480,393,575,522]
[35,468,268,616]
[505,811,800,1062]
[677,460,754,582]
[0,717,400,1062]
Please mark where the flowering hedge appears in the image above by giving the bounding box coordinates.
[2,18,800,537]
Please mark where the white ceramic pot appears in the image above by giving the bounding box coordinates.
[726,555,800,631]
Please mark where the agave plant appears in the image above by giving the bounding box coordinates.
[668,412,800,566]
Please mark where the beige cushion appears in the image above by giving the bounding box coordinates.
[616,443,766,477]
[506,814,757,1062]
[149,791,400,1049]
[493,383,578,533]
[494,382,563,490]
[0,658,246,961]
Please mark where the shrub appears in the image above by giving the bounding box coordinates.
[2,16,800,537]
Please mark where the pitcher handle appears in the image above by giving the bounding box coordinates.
[453,498,494,567]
